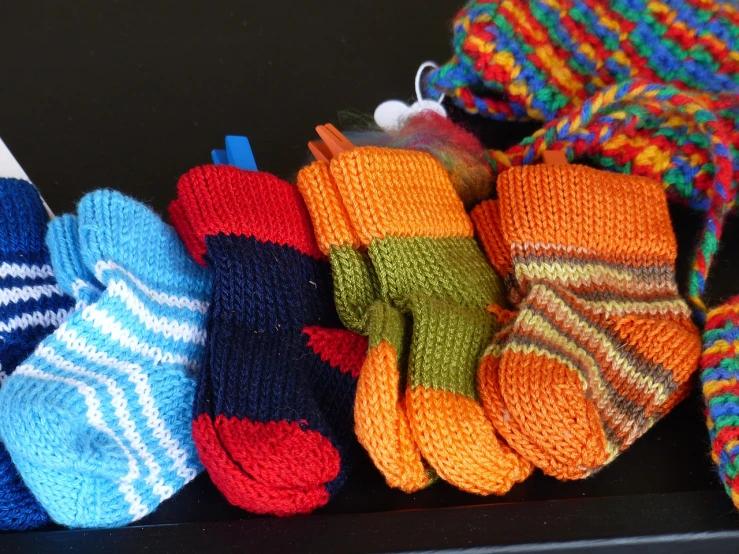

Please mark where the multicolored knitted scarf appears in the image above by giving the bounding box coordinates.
[426,0,739,121]
[425,0,739,509]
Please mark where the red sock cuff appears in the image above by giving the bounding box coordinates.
[172,165,323,265]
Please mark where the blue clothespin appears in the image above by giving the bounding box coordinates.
[211,135,257,171]
[211,148,229,165]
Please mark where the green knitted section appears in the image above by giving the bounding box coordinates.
[329,245,379,333]
[367,301,407,352]
[367,301,411,391]
[407,294,494,399]
[368,236,505,312]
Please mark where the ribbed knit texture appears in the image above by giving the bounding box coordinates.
[0,190,209,528]
[0,178,74,530]
[472,165,701,479]
[701,297,739,509]
[427,0,739,120]
[298,147,532,495]
[170,165,366,516]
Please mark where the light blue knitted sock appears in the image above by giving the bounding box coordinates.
[0,190,211,529]
[47,214,103,309]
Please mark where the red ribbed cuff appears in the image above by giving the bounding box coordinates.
[170,165,323,265]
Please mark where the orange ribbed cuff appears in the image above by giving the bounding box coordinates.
[328,147,473,245]
[496,165,677,266]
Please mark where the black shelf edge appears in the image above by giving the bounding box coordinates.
[2,490,738,553]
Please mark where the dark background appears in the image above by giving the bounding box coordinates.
[2,1,739,552]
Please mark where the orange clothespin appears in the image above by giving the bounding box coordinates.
[308,124,355,162]
[542,150,568,165]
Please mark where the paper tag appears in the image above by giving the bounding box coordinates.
[0,138,54,219]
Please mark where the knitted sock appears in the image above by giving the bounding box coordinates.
[701,297,739,509]
[0,178,74,530]
[475,165,701,478]
[0,190,209,528]
[171,165,364,516]
[302,147,532,494]
[298,160,432,493]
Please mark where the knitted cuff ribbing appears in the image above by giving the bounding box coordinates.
[172,165,323,265]
[496,165,677,267]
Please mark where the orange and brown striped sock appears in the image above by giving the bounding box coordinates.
[474,165,701,479]
[326,146,531,495]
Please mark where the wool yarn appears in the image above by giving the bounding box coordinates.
[0,178,74,530]
[298,147,532,495]
[0,190,209,528]
[170,165,366,516]
[425,0,739,121]
[472,165,701,478]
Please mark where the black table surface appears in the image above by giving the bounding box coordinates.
[3,1,739,552]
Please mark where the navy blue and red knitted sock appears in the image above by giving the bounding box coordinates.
[0,178,75,530]
[170,165,365,515]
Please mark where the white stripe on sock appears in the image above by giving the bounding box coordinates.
[80,305,201,372]
[71,279,103,297]
[0,308,71,334]
[107,280,206,345]
[95,261,209,314]
[36,344,174,502]
[14,363,149,521]
[0,263,54,280]
[54,323,199,483]
[0,284,64,307]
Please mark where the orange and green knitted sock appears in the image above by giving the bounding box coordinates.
[474,165,701,479]
[297,160,431,493]
[324,146,532,494]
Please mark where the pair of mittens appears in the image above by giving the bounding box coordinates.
[0,190,209,528]
[170,165,366,516]
[471,164,701,479]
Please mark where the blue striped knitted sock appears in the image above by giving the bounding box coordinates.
[0,190,211,528]
[0,178,74,531]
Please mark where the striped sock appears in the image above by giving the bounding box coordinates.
[0,178,74,530]
[298,160,432,493]
[0,190,209,528]
[475,165,701,478]
[300,148,532,494]
[171,165,365,516]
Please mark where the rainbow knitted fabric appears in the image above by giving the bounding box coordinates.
[702,297,739,509]
[426,0,739,121]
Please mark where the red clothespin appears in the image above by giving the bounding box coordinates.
[308,124,355,162]
[542,150,568,165]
